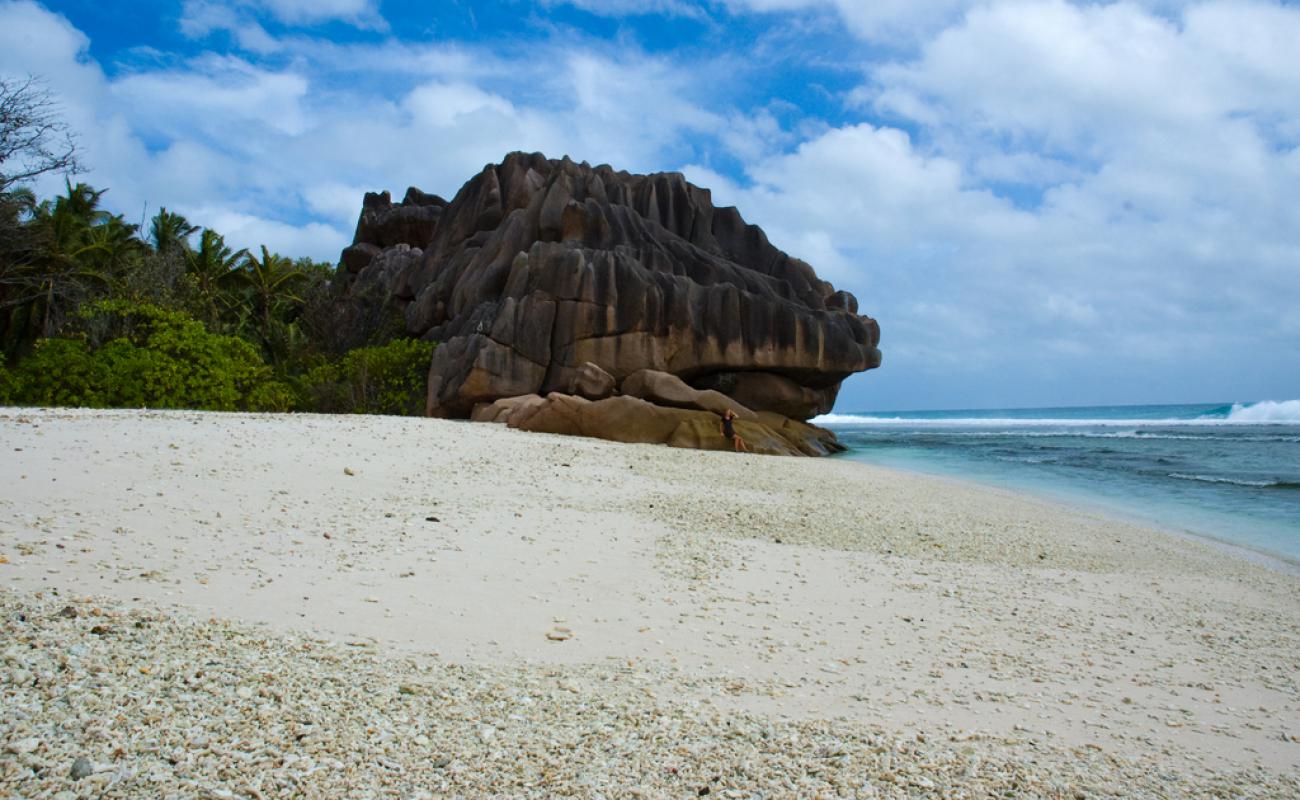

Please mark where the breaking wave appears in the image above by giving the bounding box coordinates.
[814,400,1300,427]
[1223,399,1300,423]
[1168,473,1300,490]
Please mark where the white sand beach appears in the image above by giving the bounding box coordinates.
[2,407,1298,797]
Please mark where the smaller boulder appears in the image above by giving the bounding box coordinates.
[354,189,445,249]
[568,362,617,400]
[340,242,382,274]
[666,416,802,456]
[471,393,547,424]
[500,392,841,456]
[754,412,846,456]
[621,370,756,420]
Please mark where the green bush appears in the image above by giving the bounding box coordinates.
[246,380,296,413]
[0,361,15,404]
[7,338,112,407]
[300,338,434,415]
[6,302,286,411]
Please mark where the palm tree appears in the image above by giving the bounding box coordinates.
[149,207,198,255]
[185,228,245,318]
[16,182,141,337]
[0,186,40,354]
[32,182,141,268]
[237,244,306,361]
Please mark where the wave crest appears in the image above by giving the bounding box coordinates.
[1168,473,1300,489]
[814,399,1300,427]
[1224,400,1300,423]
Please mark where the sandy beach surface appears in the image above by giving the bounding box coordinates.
[2,407,1297,798]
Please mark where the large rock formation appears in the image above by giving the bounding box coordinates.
[335,152,881,454]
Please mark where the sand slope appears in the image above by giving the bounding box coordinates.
[2,408,1298,796]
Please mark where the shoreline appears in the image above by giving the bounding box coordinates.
[831,447,1300,578]
[3,407,1298,795]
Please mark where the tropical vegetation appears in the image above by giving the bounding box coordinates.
[0,181,428,414]
[0,75,430,415]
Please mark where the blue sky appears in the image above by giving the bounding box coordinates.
[2,0,1298,411]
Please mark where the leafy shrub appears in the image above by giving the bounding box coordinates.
[300,338,433,415]
[0,360,15,404]
[7,301,285,411]
[245,380,296,413]
[6,338,111,407]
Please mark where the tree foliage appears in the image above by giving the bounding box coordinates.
[1,181,142,356]
[0,77,430,415]
[149,207,198,256]
[0,187,428,414]
[6,302,292,411]
[300,338,434,416]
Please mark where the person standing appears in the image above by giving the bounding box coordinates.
[719,409,750,453]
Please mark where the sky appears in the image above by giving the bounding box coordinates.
[1,0,1297,411]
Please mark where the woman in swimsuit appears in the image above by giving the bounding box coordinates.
[719,409,749,453]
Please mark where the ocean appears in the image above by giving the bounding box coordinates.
[814,400,1300,563]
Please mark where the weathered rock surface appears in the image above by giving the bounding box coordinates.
[339,188,445,282]
[568,362,616,400]
[621,369,756,420]
[336,153,880,417]
[471,393,549,425]
[335,153,880,454]
[692,370,841,421]
[472,392,844,457]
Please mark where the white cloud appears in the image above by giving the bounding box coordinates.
[111,56,312,137]
[178,2,279,53]
[403,82,519,129]
[726,0,979,42]
[1042,293,1098,325]
[0,1,734,262]
[190,207,350,258]
[969,151,1084,186]
[689,122,1033,292]
[179,0,387,51]
[303,181,370,227]
[683,2,1300,406]
[255,0,381,26]
[544,0,708,19]
[869,0,1300,152]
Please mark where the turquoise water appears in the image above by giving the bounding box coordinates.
[814,401,1300,563]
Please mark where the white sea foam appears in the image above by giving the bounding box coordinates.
[1224,399,1300,423]
[836,430,1298,442]
[813,399,1300,428]
[1167,473,1285,488]
[813,415,1219,427]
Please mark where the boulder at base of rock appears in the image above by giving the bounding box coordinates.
[495,392,841,457]
[568,362,617,400]
[514,394,684,444]
[471,393,547,424]
[753,412,845,456]
[665,416,802,456]
[621,369,756,420]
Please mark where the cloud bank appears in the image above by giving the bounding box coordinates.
[1,0,1296,409]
